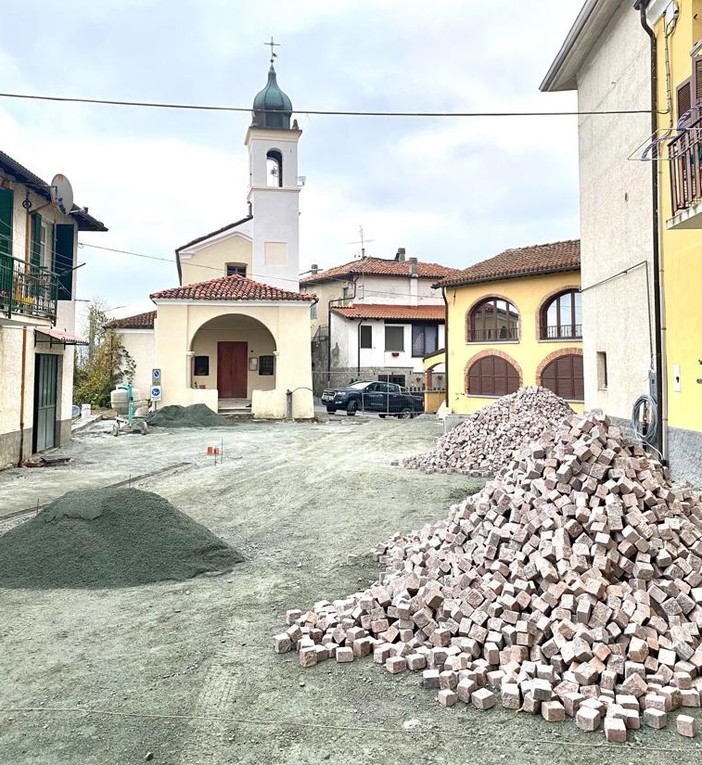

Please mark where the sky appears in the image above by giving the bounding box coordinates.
[0,1,584,319]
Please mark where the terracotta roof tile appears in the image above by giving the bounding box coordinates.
[149,274,315,302]
[104,311,157,329]
[436,240,580,288]
[331,304,445,321]
[301,257,461,285]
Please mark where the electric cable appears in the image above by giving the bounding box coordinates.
[631,393,658,447]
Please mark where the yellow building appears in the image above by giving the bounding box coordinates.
[435,240,583,415]
[652,0,702,479]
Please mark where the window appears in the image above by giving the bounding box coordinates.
[310,302,317,320]
[0,187,13,258]
[259,355,275,375]
[467,355,519,396]
[541,290,582,339]
[412,323,439,357]
[360,325,372,349]
[541,354,584,401]
[597,351,608,390]
[379,374,405,387]
[226,263,247,277]
[385,325,404,352]
[266,149,283,187]
[342,285,352,306]
[193,356,210,376]
[468,298,519,342]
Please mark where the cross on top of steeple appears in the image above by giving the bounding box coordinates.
[265,36,280,65]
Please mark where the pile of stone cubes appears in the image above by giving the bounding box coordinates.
[274,410,702,741]
[402,386,574,476]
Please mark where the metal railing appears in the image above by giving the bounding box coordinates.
[0,255,58,321]
[543,324,582,340]
[669,116,702,215]
[468,325,519,342]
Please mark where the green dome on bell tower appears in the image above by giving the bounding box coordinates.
[251,62,293,130]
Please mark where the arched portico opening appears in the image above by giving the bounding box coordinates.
[189,313,277,407]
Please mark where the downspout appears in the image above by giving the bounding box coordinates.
[442,286,449,410]
[18,199,33,465]
[357,319,363,378]
[635,0,666,461]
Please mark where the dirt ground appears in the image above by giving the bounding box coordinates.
[0,414,700,765]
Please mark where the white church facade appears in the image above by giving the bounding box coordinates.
[109,59,315,419]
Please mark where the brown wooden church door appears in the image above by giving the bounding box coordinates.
[217,341,248,397]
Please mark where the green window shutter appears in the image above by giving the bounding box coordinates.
[31,213,42,269]
[55,223,75,300]
[0,187,13,258]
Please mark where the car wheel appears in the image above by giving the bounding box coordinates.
[378,414,387,419]
[346,400,358,416]
[326,407,336,414]
[397,407,412,419]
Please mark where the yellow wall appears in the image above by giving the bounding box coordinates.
[180,236,252,286]
[153,300,314,418]
[655,2,702,433]
[445,270,583,415]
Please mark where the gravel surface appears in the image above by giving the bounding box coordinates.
[0,415,699,764]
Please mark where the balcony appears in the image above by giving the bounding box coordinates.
[0,254,58,323]
[668,114,702,228]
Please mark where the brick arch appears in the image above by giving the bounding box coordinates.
[536,284,581,341]
[465,293,521,343]
[536,348,584,401]
[464,349,523,395]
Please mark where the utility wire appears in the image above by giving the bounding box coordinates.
[0,91,669,118]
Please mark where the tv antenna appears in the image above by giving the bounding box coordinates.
[50,174,74,215]
[349,225,373,259]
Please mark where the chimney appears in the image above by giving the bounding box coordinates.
[395,247,406,262]
[409,256,418,278]
[310,264,319,275]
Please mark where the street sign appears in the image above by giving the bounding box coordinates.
[152,368,162,385]
[150,385,162,401]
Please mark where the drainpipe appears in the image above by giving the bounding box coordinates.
[442,286,449,410]
[635,0,666,461]
[18,326,27,465]
[357,319,363,377]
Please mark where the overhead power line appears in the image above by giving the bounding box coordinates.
[0,91,667,118]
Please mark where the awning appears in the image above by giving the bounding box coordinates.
[34,327,88,348]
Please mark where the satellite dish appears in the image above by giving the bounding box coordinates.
[50,174,74,215]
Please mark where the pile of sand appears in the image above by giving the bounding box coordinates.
[146,404,231,428]
[0,488,243,588]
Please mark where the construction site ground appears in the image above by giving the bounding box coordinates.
[0,415,698,764]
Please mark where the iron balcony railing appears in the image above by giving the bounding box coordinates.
[669,114,702,215]
[0,254,58,321]
[544,324,583,340]
[469,326,519,342]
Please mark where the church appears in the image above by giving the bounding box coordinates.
[109,56,316,419]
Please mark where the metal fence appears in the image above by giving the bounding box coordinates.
[0,255,58,320]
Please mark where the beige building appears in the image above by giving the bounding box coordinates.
[0,150,106,469]
[541,1,657,427]
[109,61,316,419]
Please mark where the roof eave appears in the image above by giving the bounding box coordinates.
[540,0,620,93]
[437,264,581,290]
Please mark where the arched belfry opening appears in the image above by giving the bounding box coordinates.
[266,149,283,187]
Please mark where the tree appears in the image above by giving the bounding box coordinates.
[73,300,135,408]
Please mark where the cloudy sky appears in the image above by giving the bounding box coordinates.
[1,1,583,317]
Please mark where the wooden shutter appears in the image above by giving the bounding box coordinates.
[678,77,692,123]
[467,356,519,396]
[0,187,13,257]
[54,223,75,300]
[30,213,41,269]
[541,355,584,401]
[694,56,702,106]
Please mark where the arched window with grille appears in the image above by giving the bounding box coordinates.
[540,353,584,401]
[466,355,520,396]
[541,290,582,340]
[467,298,519,342]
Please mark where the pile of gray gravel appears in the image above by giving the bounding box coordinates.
[403,386,574,476]
[146,404,231,428]
[0,487,243,588]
